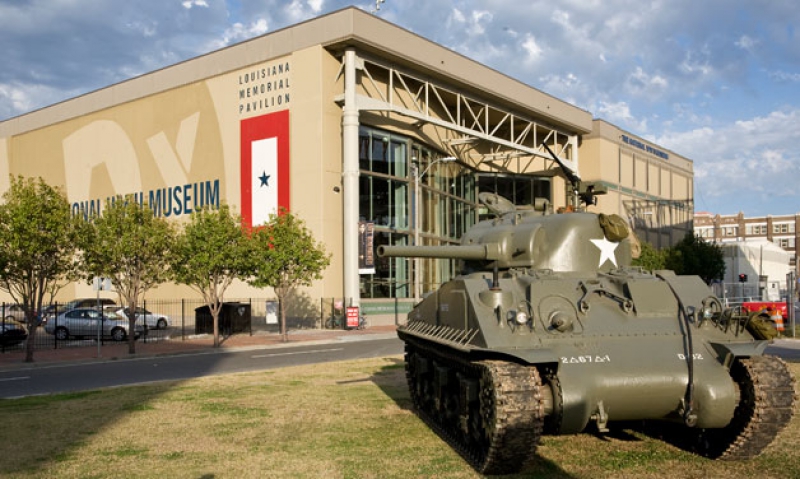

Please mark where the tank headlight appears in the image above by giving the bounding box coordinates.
[549,311,574,333]
[515,311,529,325]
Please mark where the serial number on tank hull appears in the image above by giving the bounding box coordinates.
[677,353,704,360]
[561,355,611,364]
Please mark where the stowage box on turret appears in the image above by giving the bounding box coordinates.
[379,192,796,475]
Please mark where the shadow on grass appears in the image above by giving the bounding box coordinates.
[619,420,705,456]
[590,421,699,456]
[0,386,171,476]
[598,424,647,443]
[368,358,577,479]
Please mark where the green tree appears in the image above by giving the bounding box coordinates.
[171,205,251,347]
[0,177,78,363]
[248,211,330,342]
[665,233,726,284]
[77,198,174,354]
[632,241,667,271]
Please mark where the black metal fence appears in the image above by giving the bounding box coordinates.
[0,297,404,356]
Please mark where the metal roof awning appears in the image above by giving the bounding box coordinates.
[335,51,582,180]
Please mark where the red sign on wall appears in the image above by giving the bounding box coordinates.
[346,306,360,329]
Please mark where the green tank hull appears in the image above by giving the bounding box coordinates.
[382,206,796,475]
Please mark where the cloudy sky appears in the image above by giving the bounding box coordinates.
[1,0,799,216]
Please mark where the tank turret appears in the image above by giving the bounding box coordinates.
[380,208,634,274]
[384,189,796,475]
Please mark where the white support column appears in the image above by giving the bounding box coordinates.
[342,49,361,307]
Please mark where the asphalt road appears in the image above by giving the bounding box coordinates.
[1,335,796,400]
[0,336,403,399]
[765,338,800,360]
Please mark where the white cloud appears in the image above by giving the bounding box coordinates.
[550,9,571,29]
[679,48,713,77]
[182,0,209,9]
[445,9,492,37]
[469,10,493,37]
[538,72,585,106]
[448,7,466,26]
[0,83,36,115]
[124,20,158,38]
[656,109,800,213]
[0,82,81,120]
[770,70,800,82]
[208,19,269,49]
[308,0,324,13]
[521,34,542,63]
[596,101,648,133]
[284,0,325,23]
[625,67,669,97]
[735,34,757,53]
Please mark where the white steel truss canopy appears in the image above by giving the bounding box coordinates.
[336,52,581,179]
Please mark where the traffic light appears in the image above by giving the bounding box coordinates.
[739,273,748,283]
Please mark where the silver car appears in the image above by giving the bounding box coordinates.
[44,308,143,342]
[108,307,170,330]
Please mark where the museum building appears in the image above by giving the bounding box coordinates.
[0,7,693,316]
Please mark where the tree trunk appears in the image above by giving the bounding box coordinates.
[24,296,43,363]
[24,324,37,363]
[211,303,221,347]
[127,304,137,355]
[279,297,287,342]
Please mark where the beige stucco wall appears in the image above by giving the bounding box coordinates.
[289,45,346,300]
[0,46,339,302]
[580,119,694,248]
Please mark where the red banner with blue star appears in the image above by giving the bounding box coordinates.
[240,110,290,228]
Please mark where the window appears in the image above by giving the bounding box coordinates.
[358,175,407,229]
[476,173,551,220]
[696,227,713,238]
[357,126,476,298]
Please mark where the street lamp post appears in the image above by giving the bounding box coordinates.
[413,156,456,302]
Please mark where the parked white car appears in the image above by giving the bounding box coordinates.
[109,307,171,330]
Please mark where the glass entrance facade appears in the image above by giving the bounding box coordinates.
[358,126,476,298]
[476,173,551,220]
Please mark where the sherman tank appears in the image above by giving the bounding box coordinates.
[378,187,796,475]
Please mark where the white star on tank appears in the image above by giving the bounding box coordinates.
[590,237,619,268]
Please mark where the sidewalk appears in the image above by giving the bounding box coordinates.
[0,324,398,370]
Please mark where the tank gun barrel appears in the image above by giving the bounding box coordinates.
[377,244,502,261]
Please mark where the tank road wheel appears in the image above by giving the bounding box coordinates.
[404,343,434,412]
[469,360,545,475]
[697,355,796,460]
[402,340,545,475]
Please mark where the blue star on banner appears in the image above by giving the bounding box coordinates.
[259,171,270,187]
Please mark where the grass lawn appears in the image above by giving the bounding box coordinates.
[1,357,799,478]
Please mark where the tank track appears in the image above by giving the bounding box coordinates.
[403,336,544,475]
[696,355,796,460]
